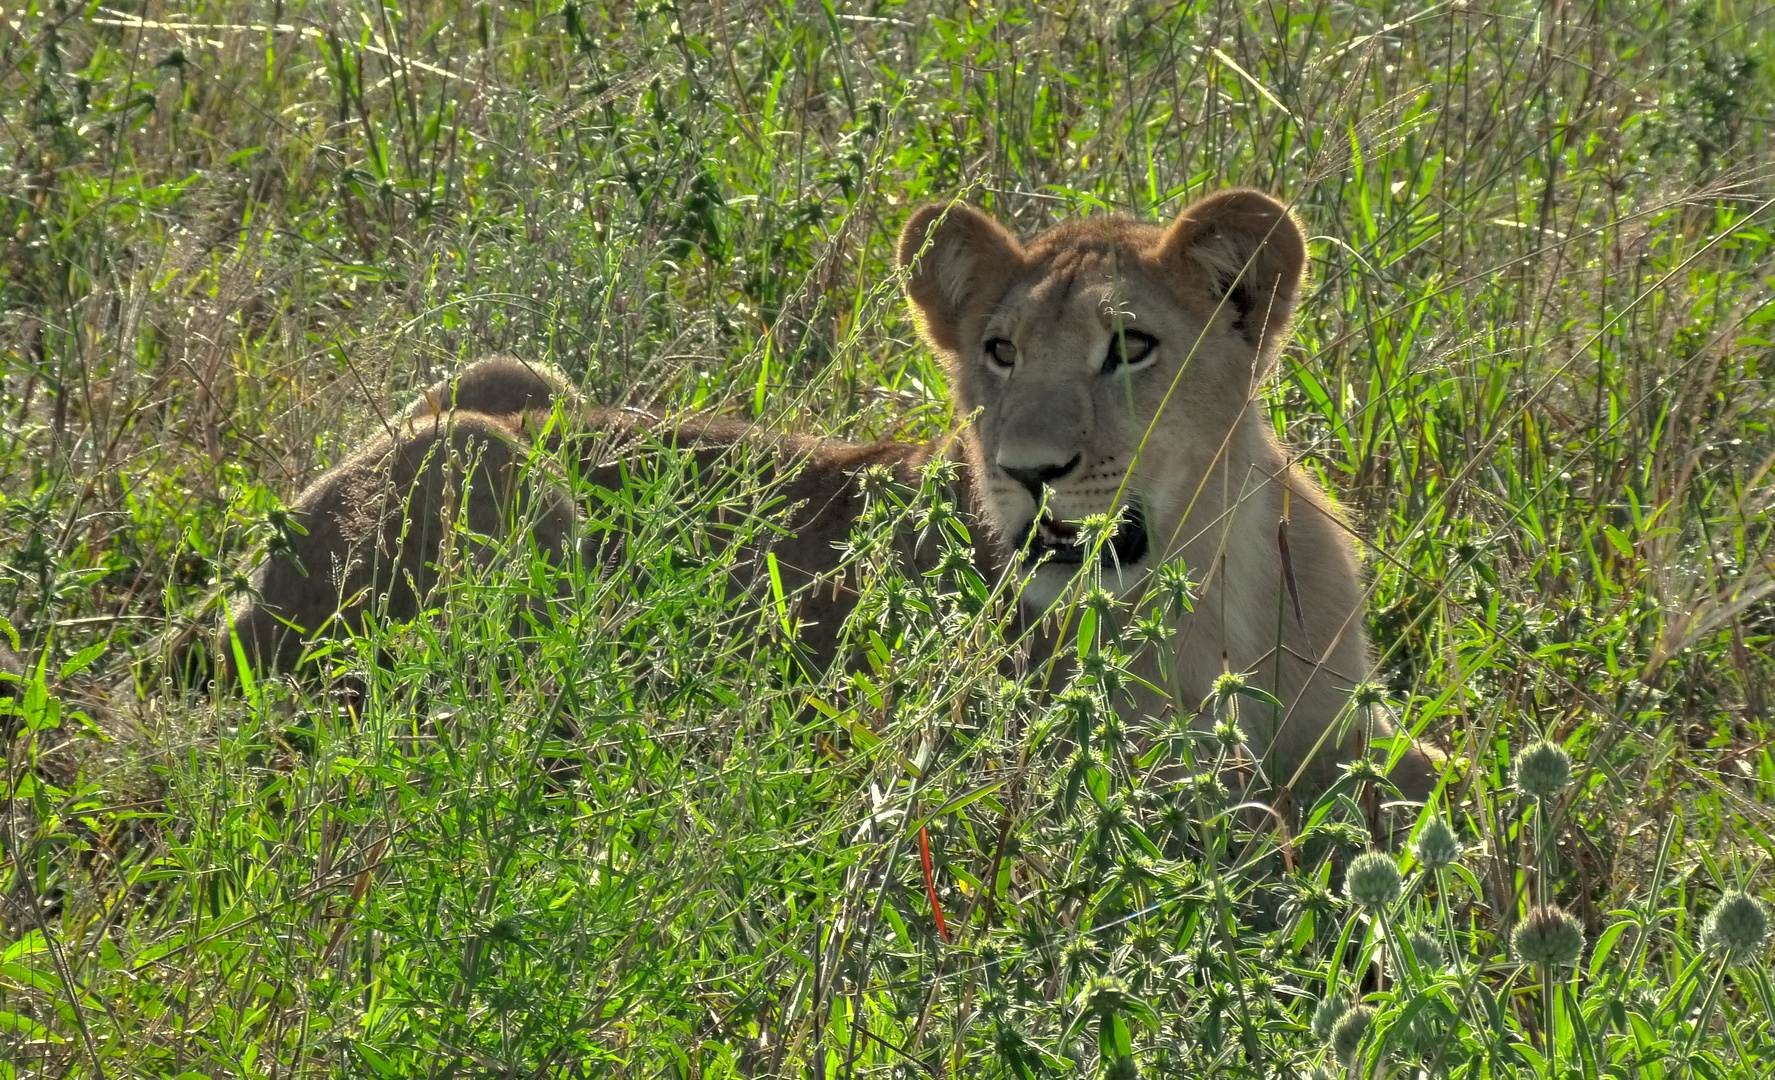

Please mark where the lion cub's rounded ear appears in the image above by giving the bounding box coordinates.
[898,202,1023,353]
[1158,189,1307,355]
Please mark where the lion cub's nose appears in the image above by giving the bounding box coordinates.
[999,453,1082,501]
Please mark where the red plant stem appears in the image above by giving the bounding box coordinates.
[919,826,949,943]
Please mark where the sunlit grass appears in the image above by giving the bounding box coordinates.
[3,0,1775,1075]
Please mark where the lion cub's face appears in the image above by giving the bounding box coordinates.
[898,189,1307,610]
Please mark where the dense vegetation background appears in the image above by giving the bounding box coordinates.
[4,0,1775,1075]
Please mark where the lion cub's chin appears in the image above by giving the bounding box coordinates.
[1016,558,1154,614]
[1006,500,1156,612]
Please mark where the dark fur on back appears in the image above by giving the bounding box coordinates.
[224,408,578,674]
[221,356,996,678]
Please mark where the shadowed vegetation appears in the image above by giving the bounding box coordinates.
[4,0,1775,1075]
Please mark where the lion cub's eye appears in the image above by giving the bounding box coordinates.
[1102,328,1159,373]
[985,338,1017,370]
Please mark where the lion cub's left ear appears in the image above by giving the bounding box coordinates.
[1158,189,1306,357]
[898,201,1023,354]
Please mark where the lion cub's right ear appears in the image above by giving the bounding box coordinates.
[898,202,1023,354]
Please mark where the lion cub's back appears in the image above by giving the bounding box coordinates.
[226,409,578,675]
[570,409,947,670]
[226,355,973,678]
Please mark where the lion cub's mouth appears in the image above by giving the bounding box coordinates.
[1020,504,1149,569]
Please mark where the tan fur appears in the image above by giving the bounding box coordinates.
[227,355,984,678]
[227,189,1435,803]
[899,189,1436,799]
[224,408,579,674]
[559,408,981,675]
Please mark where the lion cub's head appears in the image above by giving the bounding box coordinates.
[898,189,1307,609]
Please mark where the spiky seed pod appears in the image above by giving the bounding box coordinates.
[1095,795,1130,834]
[1131,614,1172,648]
[1081,974,1132,1018]
[1153,558,1194,615]
[1412,818,1462,870]
[1129,927,1165,959]
[1310,998,1347,1041]
[1101,1055,1138,1080]
[1704,892,1771,963]
[1210,670,1247,698]
[1341,757,1386,783]
[1329,1005,1375,1062]
[1159,801,1190,842]
[933,544,974,578]
[856,463,896,500]
[1512,905,1585,967]
[1062,936,1099,967]
[917,454,962,490]
[1082,585,1121,618]
[1186,771,1226,808]
[1055,687,1098,728]
[1404,930,1444,970]
[1345,851,1403,911]
[1514,740,1573,800]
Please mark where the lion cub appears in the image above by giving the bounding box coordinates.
[225,188,1434,801]
[899,188,1435,797]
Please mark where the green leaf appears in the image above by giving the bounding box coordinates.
[1230,682,1284,708]
[1589,921,1634,981]
[1107,1013,1132,1058]
[354,1041,397,1076]
[1,932,46,963]
[1076,607,1097,656]
[0,1011,55,1041]
[1511,1041,1547,1073]
[58,640,106,680]
[920,781,1006,824]
[765,552,793,637]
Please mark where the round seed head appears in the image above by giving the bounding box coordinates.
[1412,818,1463,870]
[1704,892,1770,963]
[1345,851,1403,911]
[1055,688,1098,727]
[1102,1055,1138,1080]
[1309,997,1346,1041]
[1186,771,1227,807]
[1153,558,1195,615]
[1404,930,1444,970]
[1513,740,1573,800]
[1082,585,1120,618]
[1081,974,1130,1018]
[1329,1004,1375,1062]
[1061,937,1096,972]
[1512,905,1585,967]
[1341,756,1386,784]
[1211,671,1247,698]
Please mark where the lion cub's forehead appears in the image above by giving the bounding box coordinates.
[988,220,1178,336]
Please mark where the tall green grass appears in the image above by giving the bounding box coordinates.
[4,0,1775,1075]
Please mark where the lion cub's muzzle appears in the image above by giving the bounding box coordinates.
[1019,503,1150,568]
